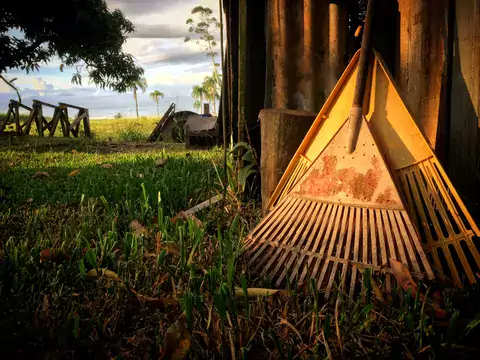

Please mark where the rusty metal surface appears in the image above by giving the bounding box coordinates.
[291,120,403,209]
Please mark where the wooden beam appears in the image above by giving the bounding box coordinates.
[69,111,88,131]
[32,99,57,109]
[49,108,61,137]
[9,99,32,111]
[58,102,86,111]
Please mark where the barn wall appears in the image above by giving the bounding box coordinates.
[448,0,480,202]
[396,0,449,151]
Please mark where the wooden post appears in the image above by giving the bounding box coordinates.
[238,0,247,143]
[259,108,316,214]
[83,109,91,138]
[36,104,44,137]
[328,0,348,96]
[49,107,61,137]
[0,106,12,133]
[397,0,449,150]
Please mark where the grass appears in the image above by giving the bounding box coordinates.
[1,133,480,359]
[89,117,160,141]
[1,113,161,141]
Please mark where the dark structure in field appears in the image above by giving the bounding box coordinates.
[147,102,198,142]
[185,114,220,149]
[0,99,90,138]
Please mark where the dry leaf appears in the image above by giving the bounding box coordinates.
[40,249,71,263]
[130,220,148,238]
[389,258,418,297]
[160,313,191,360]
[234,287,279,298]
[86,268,121,281]
[33,171,50,178]
[129,288,177,311]
[157,242,181,258]
[171,211,203,228]
[68,169,80,177]
[71,149,78,154]
[100,163,113,169]
[156,158,168,168]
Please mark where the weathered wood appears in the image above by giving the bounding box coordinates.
[49,108,61,137]
[36,106,44,137]
[10,100,32,111]
[69,111,88,131]
[397,0,449,151]
[83,110,91,138]
[58,102,86,111]
[24,108,36,135]
[32,99,57,109]
[448,0,480,203]
[259,108,316,214]
[0,107,12,132]
[328,0,348,96]
[147,103,175,142]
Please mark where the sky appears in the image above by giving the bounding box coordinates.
[0,0,220,119]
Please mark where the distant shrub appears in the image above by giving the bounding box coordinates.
[114,112,123,119]
[118,126,147,142]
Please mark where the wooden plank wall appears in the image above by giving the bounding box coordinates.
[396,0,449,152]
[448,0,480,202]
[396,0,480,206]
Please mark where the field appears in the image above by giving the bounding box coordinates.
[1,128,480,358]
[0,113,160,141]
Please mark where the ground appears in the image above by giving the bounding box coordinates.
[0,127,480,359]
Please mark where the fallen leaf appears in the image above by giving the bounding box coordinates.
[171,211,203,228]
[234,287,279,298]
[390,258,418,297]
[160,312,191,360]
[33,171,50,178]
[130,220,148,238]
[157,242,181,257]
[86,268,121,281]
[68,169,80,177]
[156,158,168,168]
[71,149,78,154]
[40,249,71,263]
[100,163,113,169]
[129,288,177,311]
[352,262,386,304]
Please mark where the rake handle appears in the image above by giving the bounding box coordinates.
[346,0,375,154]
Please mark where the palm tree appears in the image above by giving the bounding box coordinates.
[191,85,206,109]
[127,77,148,120]
[202,75,219,114]
[193,100,202,112]
[149,90,164,116]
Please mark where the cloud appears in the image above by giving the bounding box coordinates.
[130,24,188,39]
[32,77,54,96]
[107,0,197,16]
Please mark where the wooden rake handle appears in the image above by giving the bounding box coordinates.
[346,0,375,154]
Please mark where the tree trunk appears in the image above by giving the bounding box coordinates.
[260,108,317,214]
[134,88,139,120]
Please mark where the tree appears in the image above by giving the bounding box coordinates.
[193,100,202,112]
[202,75,220,114]
[0,1,144,93]
[191,85,207,107]
[114,112,123,119]
[128,77,148,120]
[185,6,221,88]
[149,90,164,116]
